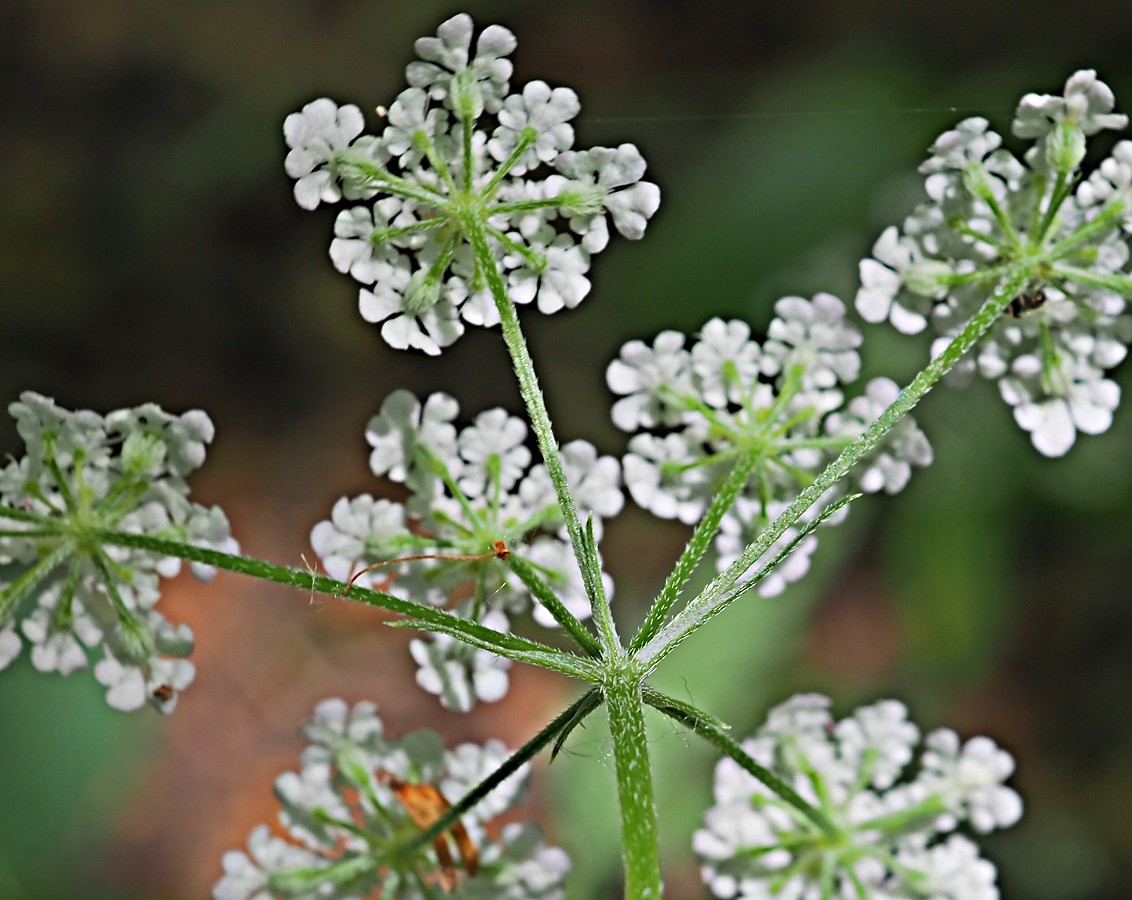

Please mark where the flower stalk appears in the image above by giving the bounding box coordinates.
[639,271,1029,668]
[466,217,620,655]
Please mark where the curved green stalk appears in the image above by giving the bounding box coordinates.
[648,690,839,838]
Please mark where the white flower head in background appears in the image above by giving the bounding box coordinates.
[610,297,930,597]
[310,389,621,711]
[0,392,237,713]
[214,699,569,899]
[855,70,1132,457]
[695,694,1022,899]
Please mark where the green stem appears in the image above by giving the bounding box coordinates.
[0,542,72,622]
[639,272,1030,667]
[629,450,757,653]
[332,150,445,210]
[0,505,57,524]
[90,528,578,667]
[404,689,603,855]
[480,126,537,198]
[648,688,840,837]
[487,196,574,216]
[1044,200,1126,258]
[386,615,596,681]
[1052,264,1132,295]
[1035,169,1071,242]
[856,794,947,835]
[971,173,1022,249]
[413,129,459,198]
[0,527,57,540]
[483,223,544,268]
[505,553,603,657]
[551,687,604,759]
[43,449,77,513]
[266,853,382,895]
[463,218,618,654]
[640,685,730,732]
[89,551,141,625]
[605,664,663,900]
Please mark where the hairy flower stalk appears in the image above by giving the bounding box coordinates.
[465,218,620,654]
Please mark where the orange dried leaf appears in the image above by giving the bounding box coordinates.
[386,777,479,888]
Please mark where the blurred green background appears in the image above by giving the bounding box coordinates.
[2,1,1132,897]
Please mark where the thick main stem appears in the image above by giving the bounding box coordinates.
[605,666,663,900]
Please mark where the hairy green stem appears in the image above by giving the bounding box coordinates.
[506,552,604,657]
[404,688,602,855]
[605,665,663,900]
[90,528,596,678]
[0,542,71,621]
[639,272,1030,667]
[629,450,757,653]
[650,694,840,838]
[463,217,619,654]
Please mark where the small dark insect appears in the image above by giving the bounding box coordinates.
[1007,291,1046,317]
[152,683,175,702]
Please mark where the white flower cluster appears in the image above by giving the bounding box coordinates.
[283,13,660,355]
[310,389,622,711]
[215,698,570,900]
[607,296,931,597]
[695,694,1022,900]
[856,70,1132,457]
[0,392,237,713]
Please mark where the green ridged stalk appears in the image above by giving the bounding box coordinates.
[605,664,663,899]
